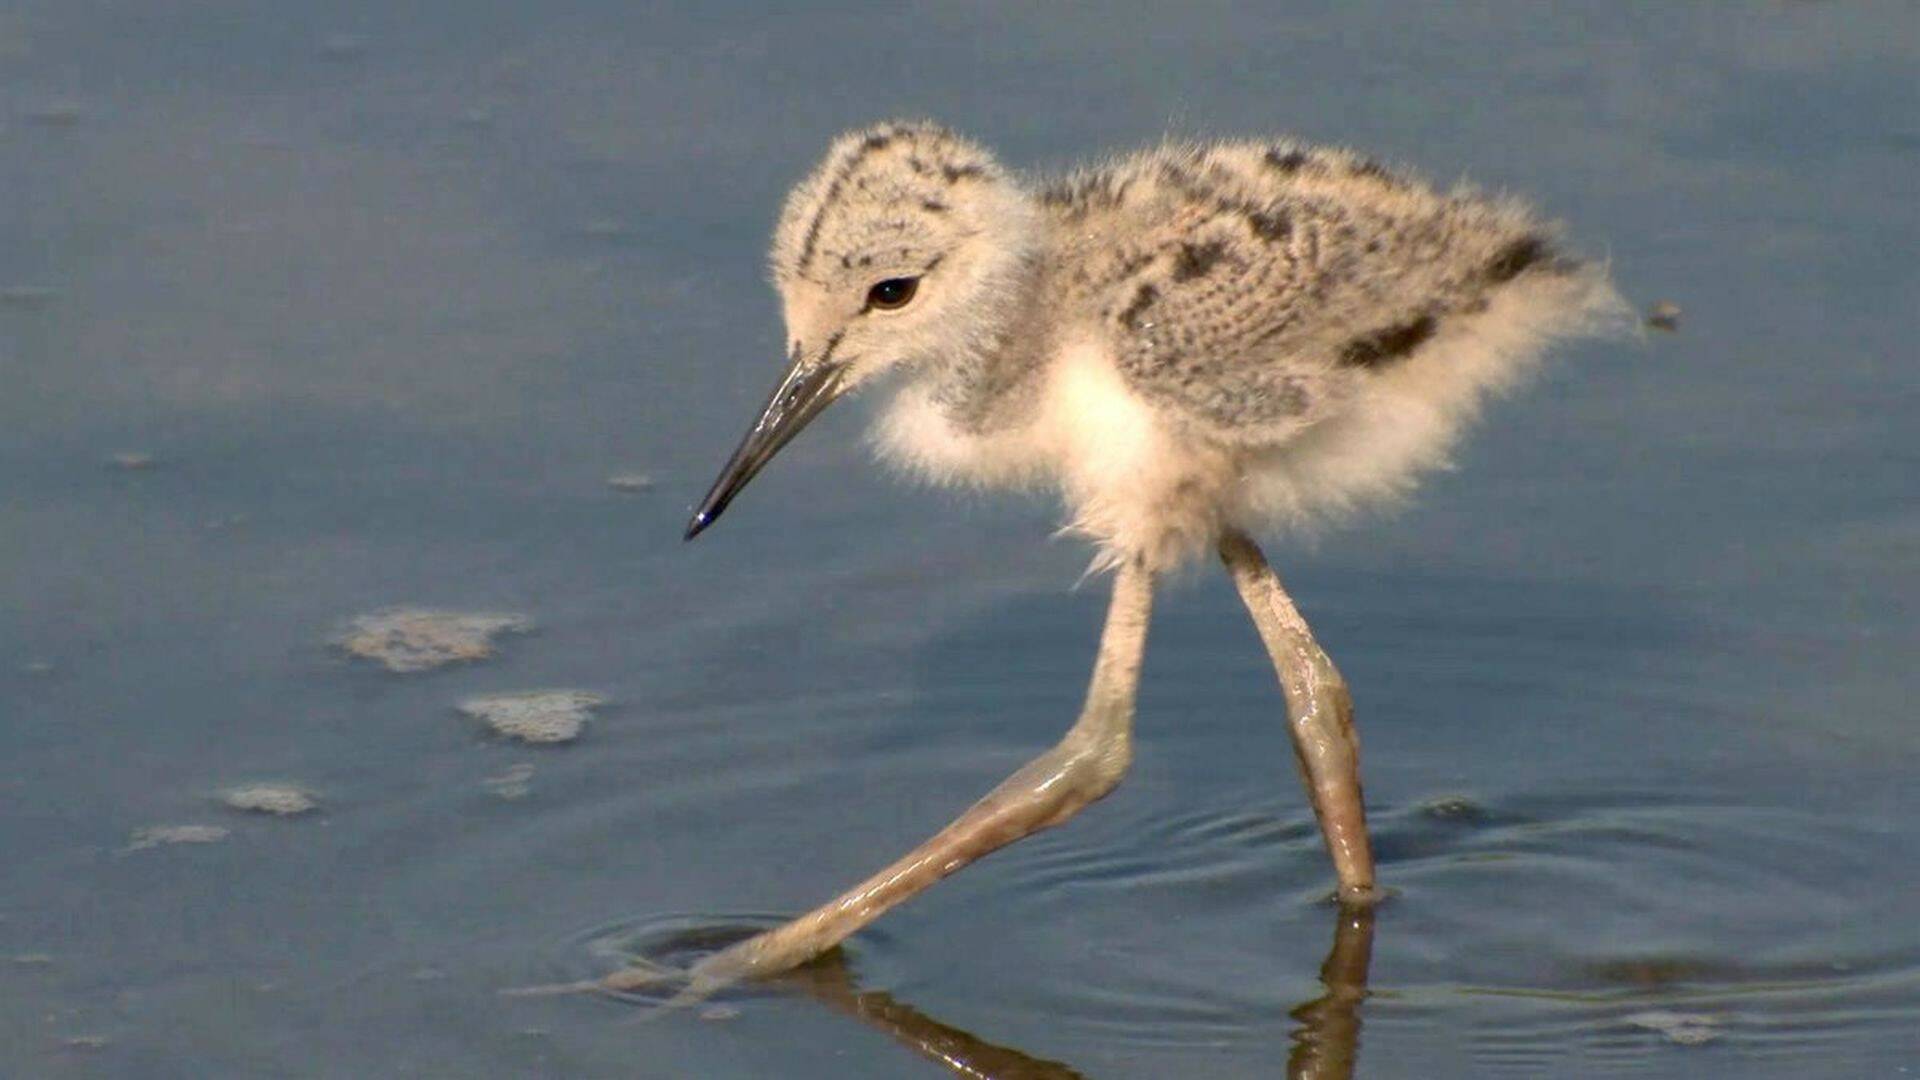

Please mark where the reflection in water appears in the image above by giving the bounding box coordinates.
[776,957,1085,1080]
[1285,905,1374,1080]
[772,904,1374,1080]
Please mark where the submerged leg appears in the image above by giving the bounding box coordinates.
[1218,530,1378,903]
[630,558,1156,994]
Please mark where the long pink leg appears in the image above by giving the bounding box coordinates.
[1218,530,1378,903]
[610,558,1156,995]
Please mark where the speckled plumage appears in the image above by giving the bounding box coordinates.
[761,121,1624,572]
[1049,140,1573,436]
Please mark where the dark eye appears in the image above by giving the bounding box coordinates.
[865,277,919,311]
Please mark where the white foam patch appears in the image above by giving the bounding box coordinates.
[336,608,530,673]
[122,824,231,853]
[459,690,603,744]
[221,783,318,816]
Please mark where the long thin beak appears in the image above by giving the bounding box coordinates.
[684,353,847,540]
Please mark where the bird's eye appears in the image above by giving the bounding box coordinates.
[865,277,919,311]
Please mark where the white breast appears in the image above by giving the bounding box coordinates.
[872,335,1237,572]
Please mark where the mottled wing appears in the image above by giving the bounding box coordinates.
[1051,142,1577,442]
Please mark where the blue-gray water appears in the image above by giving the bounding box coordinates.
[4,3,1917,1077]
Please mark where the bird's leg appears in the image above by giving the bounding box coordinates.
[656,559,1155,994]
[1218,530,1378,903]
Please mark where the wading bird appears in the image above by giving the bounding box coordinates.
[674,120,1621,991]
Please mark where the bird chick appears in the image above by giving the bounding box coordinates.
[671,120,1624,992]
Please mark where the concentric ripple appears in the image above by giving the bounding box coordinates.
[538,912,906,1007]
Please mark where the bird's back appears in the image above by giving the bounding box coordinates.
[1039,140,1612,448]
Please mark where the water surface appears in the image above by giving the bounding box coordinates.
[3,3,1917,1076]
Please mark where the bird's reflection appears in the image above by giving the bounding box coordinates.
[769,903,1375,1080]
[773,957,1085,1080]
[1285,904,1375,1080]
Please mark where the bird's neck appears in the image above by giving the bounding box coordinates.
[869,246,1058,489]
[920,259,1050,437]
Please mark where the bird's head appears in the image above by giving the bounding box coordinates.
[687,121,1037,539]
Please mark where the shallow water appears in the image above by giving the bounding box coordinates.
[4,2,1917,1077]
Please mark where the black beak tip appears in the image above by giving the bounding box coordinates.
[684,353,843,546]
